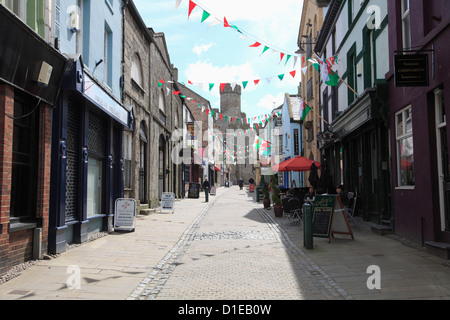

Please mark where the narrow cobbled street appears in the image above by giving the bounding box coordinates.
[130,187,348,300]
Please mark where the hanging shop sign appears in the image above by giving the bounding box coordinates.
[394,54,429,87]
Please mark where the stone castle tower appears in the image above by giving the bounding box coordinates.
[217,84,254,184]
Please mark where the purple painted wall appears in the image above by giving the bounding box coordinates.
[386,0,450,244]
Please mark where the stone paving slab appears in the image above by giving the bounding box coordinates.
[0,186,449,301]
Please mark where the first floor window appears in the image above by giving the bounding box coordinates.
[396,105,414,187]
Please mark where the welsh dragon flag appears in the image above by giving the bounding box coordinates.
[299,98,311,121]
[253,136,272,157]
[308,55,339,86]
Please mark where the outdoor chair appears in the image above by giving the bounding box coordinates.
[283,197,302,225]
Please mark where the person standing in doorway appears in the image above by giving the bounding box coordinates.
[203,178,210,202]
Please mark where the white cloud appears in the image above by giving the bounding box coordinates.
[185,60,258,86]
[257,92,286,112]
[193,43,216,55]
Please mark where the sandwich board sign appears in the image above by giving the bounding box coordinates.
[312,195,354,243]
[161,192,175,214]
[114,198,137,232]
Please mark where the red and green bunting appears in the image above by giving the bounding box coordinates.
[181,0,300,63]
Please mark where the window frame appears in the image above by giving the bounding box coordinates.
[401,0,411,50]
[395,105,415,188]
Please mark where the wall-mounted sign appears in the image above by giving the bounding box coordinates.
[294,129,300,156]
[84,73,129,126]
[394,54,429,87]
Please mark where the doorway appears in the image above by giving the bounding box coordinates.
[435,88,450,231]
[159,134,166,200]
[139,122,147,204]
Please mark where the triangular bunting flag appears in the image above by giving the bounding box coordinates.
[208,18,221,29]
[278,74,285,81]
[242,81,248,89]
[261,46,270,55]
[280,53,285,64]
[201,10,210,23]
[220,83,226,92]
[188,0,196,19]
[224,17,231,28]
[284,54,292,66]
[209,83,215,91]
[175,0,182,10]
[249,42,261,48]
[254,79,260,86]
[290,70,296,78]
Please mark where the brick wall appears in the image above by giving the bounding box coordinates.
[0,84,14,276]
[0,84,52,276]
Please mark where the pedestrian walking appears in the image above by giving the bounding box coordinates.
[203,178,210,202]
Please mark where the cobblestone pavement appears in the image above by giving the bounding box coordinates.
[129,187,350,300]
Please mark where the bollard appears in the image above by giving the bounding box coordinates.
[303,203,313,249]
[255,187,260,203]
[205,187,209,202]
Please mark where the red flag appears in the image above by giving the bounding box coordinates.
[224,17,231,28]
[254,79,260,86]
[280,53,285,63]
[188,0,197,19]
[249,42,261,47]
[173,91,181,95]
[220,114,223,121]
[206,109,210,116]
[290,70,296,78]
[188,80,193,85]
[220,83,226,92]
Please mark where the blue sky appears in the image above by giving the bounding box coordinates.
[134,0,303,119]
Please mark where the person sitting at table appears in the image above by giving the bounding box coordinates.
[304,187,316,204]
[336,184,350,206]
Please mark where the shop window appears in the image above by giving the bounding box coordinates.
[396,105,414,187]
[87,111,106,217]
[10,95,39,219]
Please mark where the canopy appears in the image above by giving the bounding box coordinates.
[273,156,321,172]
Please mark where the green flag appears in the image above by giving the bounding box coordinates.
[301,105,311,121]
[201,10,210,23]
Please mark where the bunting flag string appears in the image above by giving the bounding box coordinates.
[177,0,300,66]
[159,81,282,129]
[177,68,299,93]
